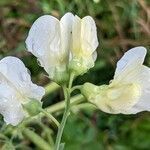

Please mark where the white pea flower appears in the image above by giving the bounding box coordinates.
[0,56,45,126]
[69,14,98,75]
[81,46,150,114]
[25,12,98,83]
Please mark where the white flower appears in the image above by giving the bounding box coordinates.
[81,46,150,114]
[69,14,98,75]
[0,56,45,126]
[25,12,98,82]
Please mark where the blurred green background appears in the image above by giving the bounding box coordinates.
[0,0,150,149]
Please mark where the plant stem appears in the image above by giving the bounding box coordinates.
[23,128,52,150]
[45,82,60,96]
[23,94,85,126]
[38,121,54,147]
[40,109,60,128]
[46,94,84,114]
[71,85,81,92]
[54,73,75,150]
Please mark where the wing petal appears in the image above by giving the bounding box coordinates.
[0,57,45,103]
[0,83,24,126]
[81,16,98,56]
[25,15,62,73]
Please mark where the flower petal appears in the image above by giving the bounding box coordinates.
[0,83,24,126]
[81,16,98,56]
[25,15,62,73]
[114,46,147,80]
[60,12,74,60]
[26,15,60,55]
[94,83,141,114]
[92,51,97,62]
[123,65,150,114]
[72,15,82,56]
[0,56,45,103]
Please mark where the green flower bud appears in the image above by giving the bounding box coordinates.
[23,100,42,116]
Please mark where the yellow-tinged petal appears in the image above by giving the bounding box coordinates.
[81,46,150,114]
[72,15,82,57]
[96,82,141,114]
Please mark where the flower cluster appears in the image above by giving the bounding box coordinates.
[0,12,149,127]
[25,13,98,83]
[0,12,98,126]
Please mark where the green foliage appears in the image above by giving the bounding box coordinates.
[63,112,150,150]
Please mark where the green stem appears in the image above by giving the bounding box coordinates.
[23,128,52,150]
[40,109,60,128]
[23,94,85,126]
[71,85,81,92]
[38,121,54,147]
[71,103,97,113]
[46,94,84,114]
[54,73,75,150]
[45,82,60,96]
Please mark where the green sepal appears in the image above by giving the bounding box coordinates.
[81,82,100,100]
[52,69,69,85]
[69,57,95,76]
[23,100,42,116]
